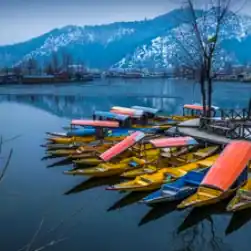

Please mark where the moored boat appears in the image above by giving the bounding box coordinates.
[106,154,219,192]
[65,131,146,173]
[141,157,218,205]
[47,120,125,144]
[121,137,219,178]
[226,178,251,212]
[177,141,251,209]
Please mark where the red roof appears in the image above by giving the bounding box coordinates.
[149,136,198,148]
[110,109,143,117]
[202,141,251,191]
[183,104,207,111]
[100,131,145,161]
[71,120,119,128]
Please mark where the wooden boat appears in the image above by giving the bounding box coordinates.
[46,120,125,144]
[121,137,219,178]
[226,178,251,212]
[177,141,251,209]
[67,131,146,169]
[122,146,217,178]
[106,155,219,192]
[42,143,82,150]
[71,136,200,177]
[110,106,173,130]
[46,128,96,137]
[141,157,218,205]
[182,104,219,117]
[46,143,113,157]
[131,105,197,122]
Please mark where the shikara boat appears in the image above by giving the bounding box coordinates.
[110,106,173,130]
[121,137,219,178]
[72,136,199,177]
[226,178,251,212]
[47,120,126,144]
[141,156,219,205]
[106,154,219,192]
[46,127,96,138]
[46,143,114,157]
[177,141,251,209]
[65,131,146,174]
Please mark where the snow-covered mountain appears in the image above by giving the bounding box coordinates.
[0,9,251,69]
[115,12,251,69]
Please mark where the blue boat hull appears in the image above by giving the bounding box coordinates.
[142,169,208,205]
[141,187,197,205]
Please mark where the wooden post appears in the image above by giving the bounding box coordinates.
[248,98,251,120]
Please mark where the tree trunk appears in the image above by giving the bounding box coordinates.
[207,76,213,117]
[200,67,207,117]
[206,57,213,118]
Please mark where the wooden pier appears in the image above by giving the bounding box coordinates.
[177,119,232,145]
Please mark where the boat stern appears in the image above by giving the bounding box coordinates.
[177,187,223,209]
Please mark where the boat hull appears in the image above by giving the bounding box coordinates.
[142,187,197,205]
[177,187,235,209]
[227,179,251,212]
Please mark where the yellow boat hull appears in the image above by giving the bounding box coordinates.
[121,166,158,178]
[46,149,78,156]
[177,187,235,209]
[69,156,148,177]
[65,163,129,177]
[47,136,95,144]
[47,135,127,145]
[74,158,102,166]
[226,179,251,212]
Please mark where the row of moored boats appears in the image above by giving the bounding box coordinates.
[43,105,251,212]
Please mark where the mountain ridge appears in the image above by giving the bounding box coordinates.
[0,9,251,69]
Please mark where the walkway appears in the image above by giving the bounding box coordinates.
[177,119,232,145]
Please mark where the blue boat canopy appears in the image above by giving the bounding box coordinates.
[131,106,160,114]
[94,111,129,121]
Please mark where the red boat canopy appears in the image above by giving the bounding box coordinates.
[183,104,219,111]
[202,141,251,191]
[110,106,144,117]
[71,119,119,128]
[184,104,208,111]
[149,136,198,148]
[100,131,145,161]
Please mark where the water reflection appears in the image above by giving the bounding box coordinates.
[139,201,181,226]
[46,158,73,168]
[178,201,230,233]
[107,192,150,212]
[225,209,251,235]
[64,176,122,194]
[0,94,184,119]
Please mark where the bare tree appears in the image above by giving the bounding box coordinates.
[44,63,54,75]
[169,0,246,117]
[26,58,38,75]
[61,50,73,73]
[51,52,60,74]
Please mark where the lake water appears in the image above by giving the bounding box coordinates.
[0,79,250,251]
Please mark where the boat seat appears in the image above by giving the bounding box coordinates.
[185,180,201,186]
[184,171,205,186]
[161,152,172,158]
[163,185,180,192]
[193,152,210,158]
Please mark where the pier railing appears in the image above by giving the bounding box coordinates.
[199,117,251,140]
[219,108,250,121]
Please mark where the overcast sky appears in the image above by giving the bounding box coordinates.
[1,0,251,46]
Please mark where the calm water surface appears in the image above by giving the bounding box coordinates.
[0,79,251,251]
